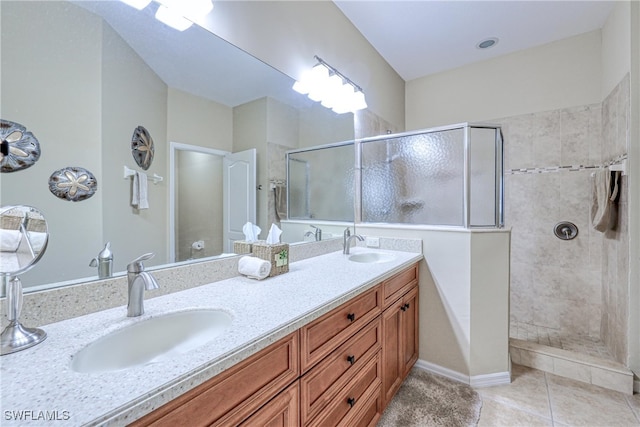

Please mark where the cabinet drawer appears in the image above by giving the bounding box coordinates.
[307,351,381,427]
[382,264,418,308]
[301,286,381,372]
[300,318,381,425]
[131,332,299,427]
[340,383,382,427]
[238,381,299,427]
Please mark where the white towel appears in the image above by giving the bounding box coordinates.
[132,171,149,210]
[27,231,47,253]
[238,256,271,280]
[591,169,619,232]
[0,229,22,252]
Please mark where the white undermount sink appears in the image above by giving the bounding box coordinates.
[348,252,395,264]
[71,309,233,373]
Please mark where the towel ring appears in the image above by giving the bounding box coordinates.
[554,222,578,240]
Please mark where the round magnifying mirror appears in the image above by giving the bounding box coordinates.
[1,205,49,355]
[0,205,49,276]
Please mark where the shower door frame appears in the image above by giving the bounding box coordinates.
[355,122,504,229]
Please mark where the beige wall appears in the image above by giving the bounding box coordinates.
[101,22,168,274]
[406,30,603,129]
[167,88,233,152]
[356,224,511,378]
[199,0,405,132]
[602,2,632,98]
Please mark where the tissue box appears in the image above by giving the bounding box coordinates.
[252,242,289,277]
[233,241,254,255]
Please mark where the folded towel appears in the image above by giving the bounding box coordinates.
[27,231,47,253]
[591,169,620,232]
[0,229,22,252]
[274,184,287,221]
[238,255,271,280]
[132,171,149,210]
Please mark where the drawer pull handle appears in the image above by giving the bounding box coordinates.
[347,355,356,365]
[347,313,356,322]
[347,397,356,408]
[400,305,407,312]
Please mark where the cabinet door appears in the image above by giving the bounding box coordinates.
[381,301,403,406]
[239,382,299,427]
[401,286,419,378]
[381,283,419,406]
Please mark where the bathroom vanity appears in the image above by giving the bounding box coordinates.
[131,263,418,426]
[0,247,422,426]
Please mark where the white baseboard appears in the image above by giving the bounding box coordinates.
[414,359,511,388]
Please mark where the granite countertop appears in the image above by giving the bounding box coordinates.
[1,247,422,426]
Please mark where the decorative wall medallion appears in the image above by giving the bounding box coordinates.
[48,166,97,202]
[0,119,41,173]
[131,126,154,170]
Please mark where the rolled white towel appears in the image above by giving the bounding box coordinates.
[0,229,22,252]
[238,256,271,280]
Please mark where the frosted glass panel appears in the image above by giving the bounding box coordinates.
[361,129,465,225]
[287,144,354,221]
[469,127,498,226]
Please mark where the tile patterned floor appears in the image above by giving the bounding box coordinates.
[510,321,614,360]
[477,364,640,426]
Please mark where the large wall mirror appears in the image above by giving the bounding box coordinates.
[0,0,355,292]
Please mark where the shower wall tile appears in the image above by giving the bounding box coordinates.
[500,74,630,362]
[600,73,630,365]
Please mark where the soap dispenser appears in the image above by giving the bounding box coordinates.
[90,242,113,279]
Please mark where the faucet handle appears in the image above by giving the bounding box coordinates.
[127,252,154,273]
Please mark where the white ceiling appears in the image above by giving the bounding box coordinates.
[334,1,616,81]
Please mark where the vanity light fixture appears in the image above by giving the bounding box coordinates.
[120,0,213,31]
[293,56,367,114]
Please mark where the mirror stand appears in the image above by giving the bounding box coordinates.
[0,275,46,355]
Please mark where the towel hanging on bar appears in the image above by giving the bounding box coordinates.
[591,168,619,232]
[131,171,149,210]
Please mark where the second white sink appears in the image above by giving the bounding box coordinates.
[348,252,396,264]
[71,309,233,373]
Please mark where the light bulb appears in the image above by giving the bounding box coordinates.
[320,74,344,108]
[351,90,368,112]
[331,84,356,114]
[307,64,330,102]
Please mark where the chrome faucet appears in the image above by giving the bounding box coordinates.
[126,253,159,317]
[343,234,364,255]
[304,225,323,241]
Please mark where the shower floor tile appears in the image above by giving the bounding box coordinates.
[510,321,614,360]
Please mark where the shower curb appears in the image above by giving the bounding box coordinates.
[510,338,633,395]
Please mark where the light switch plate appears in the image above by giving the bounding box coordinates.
[365,237,380,248]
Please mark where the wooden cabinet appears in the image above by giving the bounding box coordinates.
[300,286,381,372]
[381,277,419,406]
[130,332,299,427]
[131,262,419,427]
[300,318,381,425]
[239,382,299,427]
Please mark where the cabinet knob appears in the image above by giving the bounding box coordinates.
[400,305,407,312]
[347,355,356,365]
[347,313,356,322]
[347,397,356,408]
[404,302,410,309]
